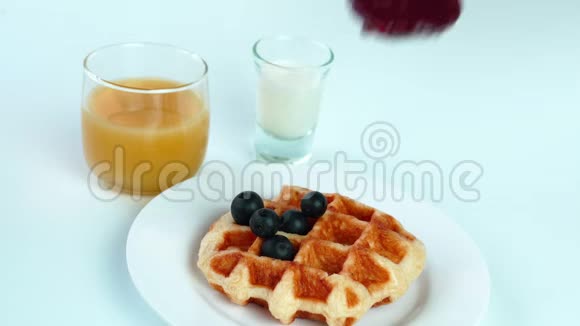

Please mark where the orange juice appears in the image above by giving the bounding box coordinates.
[82,78,209,195]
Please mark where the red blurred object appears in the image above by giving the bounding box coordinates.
[351,0,462,36]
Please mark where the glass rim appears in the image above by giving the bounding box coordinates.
[252,35,335,70]
[83,42,209,94]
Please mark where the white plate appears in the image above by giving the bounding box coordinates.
[126,172,489,326]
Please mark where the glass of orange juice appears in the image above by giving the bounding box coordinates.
[81,43,210,196]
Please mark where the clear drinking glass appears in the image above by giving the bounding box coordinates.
[253,36,334,163]
[81,43,210,195]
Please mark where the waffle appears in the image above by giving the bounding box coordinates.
[197,186,426,326]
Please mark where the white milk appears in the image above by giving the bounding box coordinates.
[257,63,324,139]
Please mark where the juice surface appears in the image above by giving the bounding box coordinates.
[82,78,209,195]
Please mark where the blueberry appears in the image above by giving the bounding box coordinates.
[249,208,280,238]
[280,210,310,235]
[300,191,327,218]
[231,191,264,225]
[261,235,296,261]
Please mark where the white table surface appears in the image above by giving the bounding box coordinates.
[1,0,578,325]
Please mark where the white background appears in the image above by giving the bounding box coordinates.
[0,0,579,325]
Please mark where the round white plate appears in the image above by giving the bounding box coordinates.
[126,172,489,326]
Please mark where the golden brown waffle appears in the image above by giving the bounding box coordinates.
[197,186,426,326]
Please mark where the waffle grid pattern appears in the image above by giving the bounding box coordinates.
[198,186,426,326]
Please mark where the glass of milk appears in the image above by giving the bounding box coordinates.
[253,36,334,163]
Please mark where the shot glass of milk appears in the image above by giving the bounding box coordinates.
[253,36,334,163]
